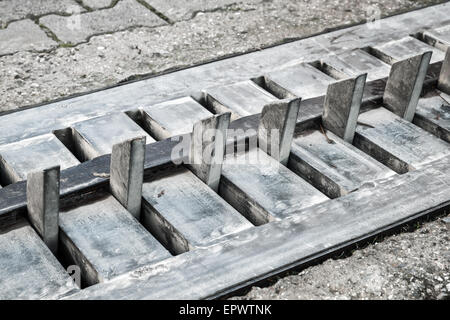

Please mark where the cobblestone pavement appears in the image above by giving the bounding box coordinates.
[0,0,449,299]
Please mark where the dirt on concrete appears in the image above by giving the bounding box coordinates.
[230,215,450,300]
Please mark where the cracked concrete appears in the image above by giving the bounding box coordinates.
[39,0,166,44]
[143,0,263,21]
[0,0,84,28]
[82,0,114,10]
[0,19,57,56]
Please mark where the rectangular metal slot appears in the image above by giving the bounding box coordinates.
[139,96,213,140]
[59,193,171,287]
[310,60,349,80]
[421,25,450,51]
[204,80,279,120]
[0,133,80,186]
[368,36,445,65]
[71,112,156,161]
[354,107,450,173]
[220,147,329,226]
[288,127,396,198]
[263,63,336,100]
[414,92,450,143]
[141,167,253,255]
[320,49,391,81]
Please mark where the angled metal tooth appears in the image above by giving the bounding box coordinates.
[258,98,301,165]
[26,166,60,254]
[383,52,432,122]
[322,74,367,143]
[187,113,231,192]
[204,80,279,120]
[110,136,146,220]
[140,97,213,140]
[438,47,450,94]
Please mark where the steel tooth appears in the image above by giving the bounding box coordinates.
[110,136,146,220]
[322,73,367,143]
[258,98,301,165]
[383,51,432,122]
[26,165,60,254]
[187,112,231,192]
[438,47,450,95]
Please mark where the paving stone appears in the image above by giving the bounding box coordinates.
[0,0,83,27]
[442,217,450,230]
[0,221,78,300]
[143,0,262,21]
[0,19,57,55]
[40,0,167,44]
[0,133,80,185]
[82,0,113,9]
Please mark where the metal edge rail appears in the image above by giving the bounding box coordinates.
[65,155,450,299]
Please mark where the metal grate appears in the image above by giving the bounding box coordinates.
[0,3,449,300]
